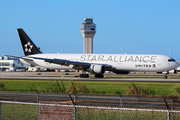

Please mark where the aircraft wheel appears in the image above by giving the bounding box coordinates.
[163,76,167,79]
[80,74,89,78]
[101,74,104,78]
[85,74,89,78]
[95,74,104,78]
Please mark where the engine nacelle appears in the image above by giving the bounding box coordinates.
[89,65,105,74]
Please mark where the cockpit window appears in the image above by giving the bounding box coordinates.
[168,59,176,62]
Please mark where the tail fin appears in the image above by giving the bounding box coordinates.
[17,28,42,56]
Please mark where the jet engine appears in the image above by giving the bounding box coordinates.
[89,65,105,74]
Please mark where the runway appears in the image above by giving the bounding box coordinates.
[0,72,180,82]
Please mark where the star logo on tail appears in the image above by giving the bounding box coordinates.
[24,42,33,52]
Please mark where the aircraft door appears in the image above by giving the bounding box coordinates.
[157,59,161,65]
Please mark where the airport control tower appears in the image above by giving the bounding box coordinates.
[81,18,96,54]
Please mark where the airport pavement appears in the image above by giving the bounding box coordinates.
[0,72,180,82]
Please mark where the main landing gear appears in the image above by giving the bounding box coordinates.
[79,74,104,78]
[79,74,89,78]
[94,74,104,78]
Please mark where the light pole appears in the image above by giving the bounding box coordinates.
[121,48,123,54]
[169,49,171,57]
[17,49,19,57]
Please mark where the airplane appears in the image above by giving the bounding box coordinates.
[7,28,180,79]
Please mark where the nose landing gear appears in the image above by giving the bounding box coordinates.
[163,76,167,79]
[163,73,168,79]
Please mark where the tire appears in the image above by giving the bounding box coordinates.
[85,74,89,78]
[80,74,89,78]
[95,74,104,78]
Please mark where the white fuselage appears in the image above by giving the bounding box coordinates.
[21,54,179,72]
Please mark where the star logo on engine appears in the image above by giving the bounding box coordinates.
[24,42,33,52]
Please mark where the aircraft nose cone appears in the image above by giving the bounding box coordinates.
[173,62,180,69]
[176,62,180,67]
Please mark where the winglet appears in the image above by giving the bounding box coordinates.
[17,28,42,56]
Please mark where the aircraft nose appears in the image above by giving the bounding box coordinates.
[176,62,180,67]
[173,61,180,69]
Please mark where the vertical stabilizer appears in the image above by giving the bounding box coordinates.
[17,28,42,56]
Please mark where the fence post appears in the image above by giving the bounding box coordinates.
[74,94,76,120]
[69,94,76,120]
[172,99,173,120]
[0,102,1,120]
[164,98,170,120]
[37,91,39,120]
[119,94,122,120]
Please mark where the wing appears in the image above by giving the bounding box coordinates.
[5,55,33,61]
[33,57,112,70]
[5,55,112,70]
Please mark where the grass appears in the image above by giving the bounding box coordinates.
[76,108,169,120]
[0,79,180,97]
[1,103,37,120]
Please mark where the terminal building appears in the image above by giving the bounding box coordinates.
[81,18,96,54]
[0,56,30,71]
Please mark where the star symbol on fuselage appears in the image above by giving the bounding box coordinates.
[24,42,33,52]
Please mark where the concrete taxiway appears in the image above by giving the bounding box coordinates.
[0,72,180,82]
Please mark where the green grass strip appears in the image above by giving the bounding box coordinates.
[0,79,180,97]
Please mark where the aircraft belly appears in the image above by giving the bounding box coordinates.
[34,60,73,70]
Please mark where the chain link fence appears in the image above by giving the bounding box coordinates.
[0,101,180,120]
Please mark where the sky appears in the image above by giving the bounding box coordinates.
[1,1,180,60]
